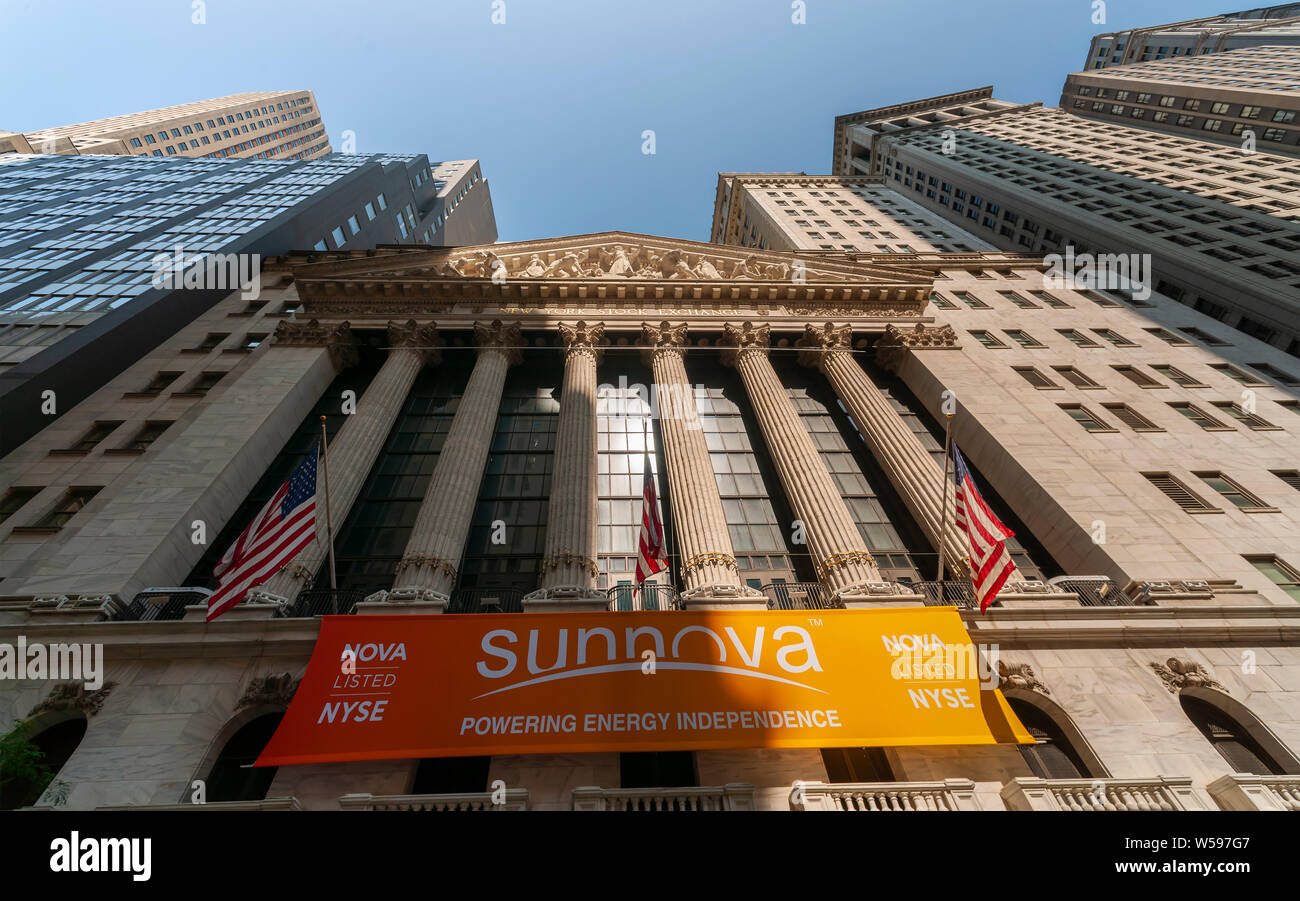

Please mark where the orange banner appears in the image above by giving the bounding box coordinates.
[256,607,1032,766]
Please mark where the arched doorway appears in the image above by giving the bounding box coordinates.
[1005,693,1109,779]
[0,714,87,809]
[203,712,284,803]
[1180,691,1298,776]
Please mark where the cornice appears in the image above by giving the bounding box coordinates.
[0,604,1296,657]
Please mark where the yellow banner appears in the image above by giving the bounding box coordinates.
[258,606,1032,766]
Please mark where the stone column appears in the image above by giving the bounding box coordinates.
[371,320,521,611]
[871,322,1029,589]
[797,322,970,578]
[524,321,608,612]
[641,322,764,609]
[251,320,440,608]
[720,321,885,601]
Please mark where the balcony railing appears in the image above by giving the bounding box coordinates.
[113,588,211,622]
[287,588,366,617]
[1001,776,1211,811]
[448,588,524,614]
[1208,773,1300,811]
[339,790,530,811]
[1051,576,1132,607]
[912,581,977,609]
[762,581,842,610]
[607,583,682,611]
[572,783,756,811]
[791,779,981,811]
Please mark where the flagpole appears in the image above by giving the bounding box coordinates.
[936,411,954,584]
[319,416,337,601]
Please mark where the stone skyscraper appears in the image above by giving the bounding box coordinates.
[1,92,332,161]
[833,87,1300,356]
[1060,45,1300,155]
[1084,3,1300,69]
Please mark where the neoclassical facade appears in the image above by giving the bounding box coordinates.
[1,227,1299,811]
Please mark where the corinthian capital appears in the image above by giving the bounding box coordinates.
[719,321,770,367]
[874,323,959,373]
[640,320,689,364]
[387,319,442,365]
[272,318,358,371]
[473,319,524,365]
[795,322,855,369]
[558,320,607,363]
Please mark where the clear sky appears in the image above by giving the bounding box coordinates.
[1,0,1232,243]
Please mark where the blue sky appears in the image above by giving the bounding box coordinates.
[1,0,1230,242]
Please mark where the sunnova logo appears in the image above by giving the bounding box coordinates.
[341,642,407,662]
[49,832,150,882]
[473,625,823,697]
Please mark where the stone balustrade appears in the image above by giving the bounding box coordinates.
[572,783,756,810]
[1207,773,1300,811]
[338,790,530,811]
[790,778,981,811]
[1001,776,1212,811]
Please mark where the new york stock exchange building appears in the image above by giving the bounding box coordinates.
[2,177,1299,815]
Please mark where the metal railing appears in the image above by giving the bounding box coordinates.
[607,584,682,611]
[288,588,366,617]
[1053,577,1132,607]
[912,581,977,609]
[761,581,842,610]
[114,589,210,622]
[448,588,524,614]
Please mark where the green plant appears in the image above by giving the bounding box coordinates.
[0,718,59,809]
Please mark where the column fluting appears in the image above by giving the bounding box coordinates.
[721,321,883,598]
[535,321,604,596]
[385,320,521,603]
[253,320,436,606]
[641,321,759,601]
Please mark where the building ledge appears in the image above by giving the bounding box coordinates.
[96,796,302,811]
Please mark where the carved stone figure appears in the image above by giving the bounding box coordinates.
[1151,657,1228,694]
[693,256,722,279]
[542,252,583,277]
[237,673,300,709]
[732,254,766,279]
[29,682,117,718]
[606,245,634,277]
[997,661,1051,695]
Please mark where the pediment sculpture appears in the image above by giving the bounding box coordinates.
[430,244,801,281]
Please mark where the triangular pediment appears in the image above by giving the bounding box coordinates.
[288,232,934,287]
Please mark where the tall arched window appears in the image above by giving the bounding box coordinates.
[1180,693,1291,776]
[204,713,283,802]
[1006,695,1107,780]
[0,715,87,810]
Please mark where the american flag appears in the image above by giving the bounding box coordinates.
[635,453,667,588]
[208,442,319,621]
[952,445,1016,612]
